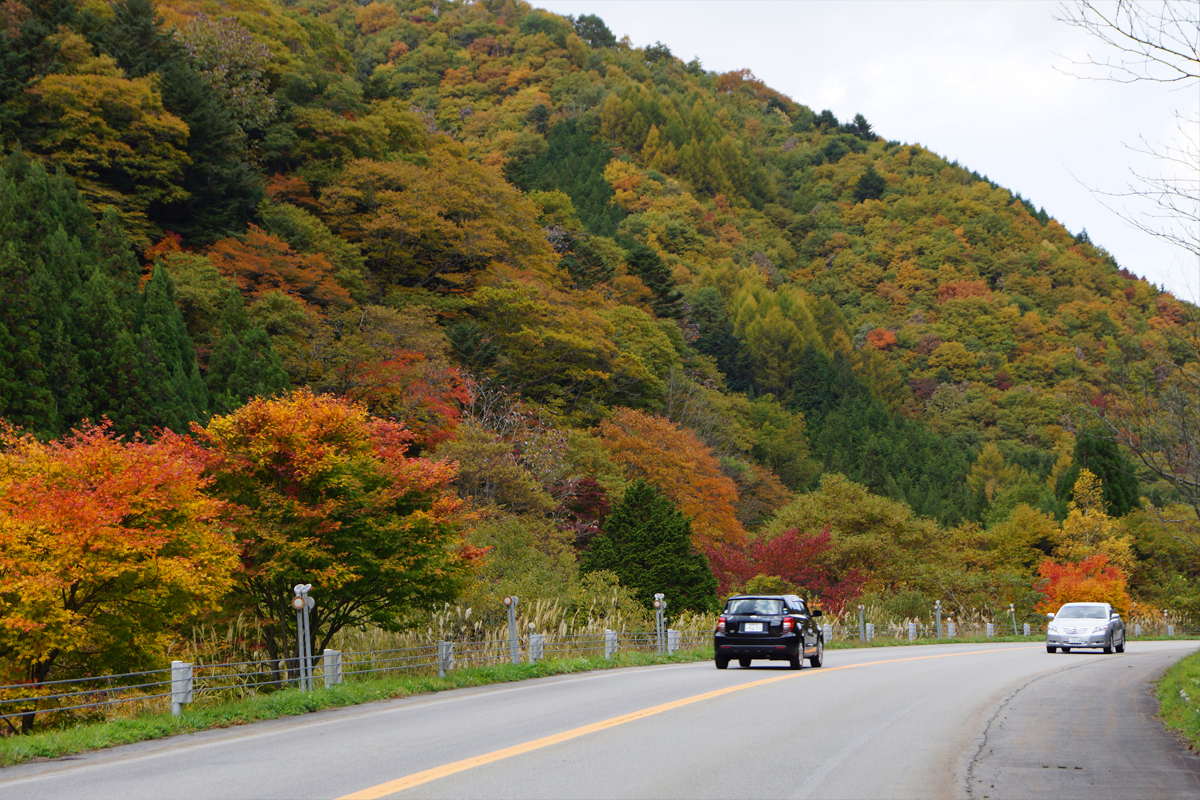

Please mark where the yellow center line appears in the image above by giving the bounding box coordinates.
[337,646,1039,799]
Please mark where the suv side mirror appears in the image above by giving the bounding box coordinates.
[812,609,823,617]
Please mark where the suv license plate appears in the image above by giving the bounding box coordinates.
[743,622,763,632]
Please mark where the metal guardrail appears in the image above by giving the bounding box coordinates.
[0,628,710,728]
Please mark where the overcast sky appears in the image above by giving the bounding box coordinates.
[535,0,1199,302]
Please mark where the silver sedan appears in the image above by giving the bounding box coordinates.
[1046,602,1126,653]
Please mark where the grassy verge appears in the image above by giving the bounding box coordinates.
[0,648,711,768]
[1157,647,1200,751]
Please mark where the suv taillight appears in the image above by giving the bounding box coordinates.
[782,617,795,632]
[717,615,726,633]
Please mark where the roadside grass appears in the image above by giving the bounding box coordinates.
[0,648,711,768]
[1157,647,1200,751]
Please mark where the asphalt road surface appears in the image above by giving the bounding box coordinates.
[3,641,1199,800]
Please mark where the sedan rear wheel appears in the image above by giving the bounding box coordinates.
[1047,645,1057,653]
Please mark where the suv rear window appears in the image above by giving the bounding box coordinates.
[727,598,783,615]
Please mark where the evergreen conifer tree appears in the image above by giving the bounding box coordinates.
[205,287,288,414]
[624,242,685,318]
[581,479,718,613]
[131,264,208,432]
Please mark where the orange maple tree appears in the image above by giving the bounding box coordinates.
[198,391,478,667]
[0,422,236,731]
[206,225,354,309]
[1035,554,1131,616]
[599,408,746,547]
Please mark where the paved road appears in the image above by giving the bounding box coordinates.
[2,641,1198,799]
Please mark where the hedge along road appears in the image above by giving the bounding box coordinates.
[2,642,1199,800]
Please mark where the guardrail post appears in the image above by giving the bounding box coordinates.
[667,629,679,655]
[503,596,520,664]
[822,623,832,642]
[908,622,916,642]
[604,629,617,659]
[322,649,342,688]
[935,600,942,639]
[529,633,544,664]
[171,661,193,718]
[986,622,994,638]
[858,605,865,643]
[1023,622,1031,637]
[437,640,454,677]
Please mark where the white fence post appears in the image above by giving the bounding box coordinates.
[1023,622,1031,637]
[986,622,994,638]
[1168,624,1175,637]
[667,629,680,655]
[908,622,916,641]
[865,623,874,642]
[604,629,617,659]
[437,640,454,678]
[822,623,833,642]
[1135,623,1142,637]
[948,621,956,638]
[529,633,544,664]
[171,661,193,718]
[322,649,342,688]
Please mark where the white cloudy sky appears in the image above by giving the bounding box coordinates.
[535,0,1199,302]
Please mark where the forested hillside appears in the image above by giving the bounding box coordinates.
[1,0,1197,661]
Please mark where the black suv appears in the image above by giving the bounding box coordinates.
[714,594,824,670]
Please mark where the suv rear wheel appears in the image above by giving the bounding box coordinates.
[715,656,729,669]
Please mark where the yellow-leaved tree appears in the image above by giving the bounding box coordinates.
[1057,469,1135,571]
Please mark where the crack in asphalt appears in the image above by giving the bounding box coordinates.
[962,657,1103,799]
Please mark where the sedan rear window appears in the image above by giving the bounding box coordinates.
[727,598,783,615]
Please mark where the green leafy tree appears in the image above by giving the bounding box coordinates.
[581,479,718,613]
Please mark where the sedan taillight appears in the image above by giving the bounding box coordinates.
[717,615,726,633]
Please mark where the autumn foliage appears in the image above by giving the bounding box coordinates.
[198,390,474,662]
[206,226,353,309]
[704,526,866,614]
[1035,554,1131,616]
[599,408,746,547]
[0,423,236,729]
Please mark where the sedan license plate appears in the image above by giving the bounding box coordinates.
[1068,637,1084,644]
[743,622,764,633]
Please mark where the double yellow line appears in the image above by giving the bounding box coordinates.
[339,647,1034,799]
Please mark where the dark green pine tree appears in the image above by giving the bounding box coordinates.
[0,240,53,432]
[0,153,95,434]
[852,164,887,203]
[130,264,209,433]
[690,286,752,391]
[1056,433,1141,517]
[94,206,143,313]
[624,242,685,318]
[581,479,718,613]
[96,0,182,79]
[205,287,289,415]
[71,267,141,430]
